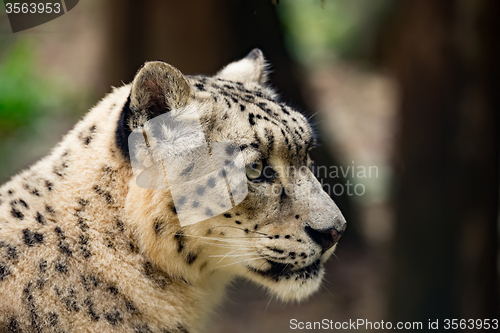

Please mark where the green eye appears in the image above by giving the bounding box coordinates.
[245,160,264,180]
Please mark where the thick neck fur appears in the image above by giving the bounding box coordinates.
[0,85,230,333]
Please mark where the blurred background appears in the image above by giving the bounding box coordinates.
[0,0,498,331]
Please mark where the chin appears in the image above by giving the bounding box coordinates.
[244,259,326,302]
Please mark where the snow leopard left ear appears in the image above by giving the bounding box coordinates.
[116,61,191,160]
[216,48,269,85]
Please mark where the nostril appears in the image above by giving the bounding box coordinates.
[304,226,342,252]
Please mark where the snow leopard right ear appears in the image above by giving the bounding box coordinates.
[216,48,269,85]
[116,61,191,159]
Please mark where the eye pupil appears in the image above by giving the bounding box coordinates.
[246,160,263,180]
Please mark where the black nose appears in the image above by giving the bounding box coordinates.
[305,224,346,252]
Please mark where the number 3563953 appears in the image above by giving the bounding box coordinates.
[5,3,62,14]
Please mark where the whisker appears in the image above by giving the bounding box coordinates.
[179,233,257,245]
[211,225,272,237]
[307,97,335,120]
[215,249,242,264]
[198,241,251,250]
[215,257,263,269]
[321,283,334,297]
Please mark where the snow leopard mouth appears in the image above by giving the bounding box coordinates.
[247,259,322,282]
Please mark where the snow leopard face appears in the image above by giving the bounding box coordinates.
[122,49,346,301]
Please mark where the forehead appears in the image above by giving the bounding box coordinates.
[186,76,314,163]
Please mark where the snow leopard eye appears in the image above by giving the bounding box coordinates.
[245,160,264,180]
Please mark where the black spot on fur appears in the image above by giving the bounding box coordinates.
[223,213,231,218]
[6,245,18,260]
[249,113,256,126]
[235,220,242,224]
[6,317,20,333]
[77,198,89,209]
[240,104,246,111]
[45,180,53,191]
[108,285,119,296]
[39,259,48,272]
[116,218,125,232]
[93,185,114,204]
[46,205,55,214]
[84,298,100,321]
[55,227,73,256]
[23,282,42,333]
[73,206,88,228]
[0,262,10,281]
[174,231,185,253]
[154,218,164,237]
[23,229,44,246]
[134,324,153,333]
[54,287,79,312]
[281,105,290,115]
[186,252,198,265]
[177,324,190,333]
[129,241,139,253]
[125,300,137,314]
[11,208,24,220]
[35,212,45,225]
[48,312,58,326]
[81,274,100,291]
[143,261,172,289]
[55,259,68,274]
[195,83,205,91]
[79,235,92,258]
[36,277,45,290]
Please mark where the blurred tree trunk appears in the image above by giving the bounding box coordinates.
[380,0,499,325]
[101,0,356,238]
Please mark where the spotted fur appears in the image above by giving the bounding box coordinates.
[0,49,346,333]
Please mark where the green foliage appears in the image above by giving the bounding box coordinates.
[0,41,55,138]
[277,0,392,64]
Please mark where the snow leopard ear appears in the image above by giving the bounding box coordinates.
[216,48,269,85]
[129,61,191,118]
[116,61,191,159]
